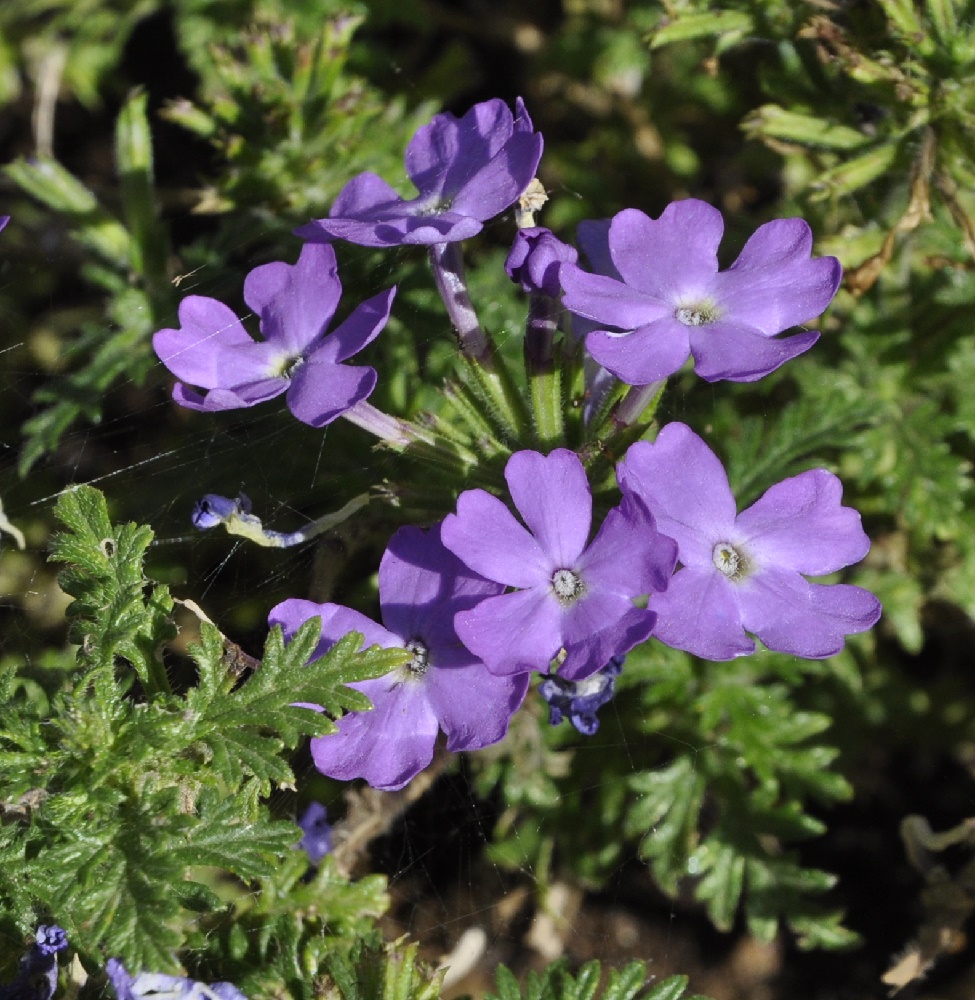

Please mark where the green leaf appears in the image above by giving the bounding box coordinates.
[648,11,753,49]
[183,621,405,795]
[50,485,175,695]
[744,106,873,151]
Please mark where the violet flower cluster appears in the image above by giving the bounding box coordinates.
[149,95,880,796]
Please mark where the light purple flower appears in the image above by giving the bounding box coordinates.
[269,524,528,792]
[506,227,577,298]
[441,449,677,681]
[0,217,9,233]
[560,200,841,385]
[297,801,332,864]
[617,422,881,660]
[296,98,543,247]
[153,243,395,427]
[107,960,245,1000]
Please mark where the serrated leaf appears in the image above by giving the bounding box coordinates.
[184,621,404,795]
[644,977,688,1000]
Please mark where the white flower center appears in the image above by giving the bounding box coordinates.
[404,639,430,678]
[712,541,749,581]
[551,568,585,605]
[675,301,720,327]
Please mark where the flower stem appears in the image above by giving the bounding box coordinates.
[614,380,667,427]
[429,242,491,362]
[343,400,425,448]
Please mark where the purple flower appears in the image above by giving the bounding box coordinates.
[106,960,246,1000]
[539,654,623,735]
[269,524,528,791]
[153,243,395,427]
[297,801,332,864]
[0,217,9,233]
[617,422,881,660]
[0,925,67,1000]
[296,98,543,247]
[560,200,841,385]
[505,227,578,298]
[441,449,677,681]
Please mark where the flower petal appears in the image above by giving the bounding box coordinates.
[609,201,723,299]
[268,599,398,656]
[442,488,550,587]
[713,219,842,333]
[561,265,670,329]
[650,567,755,660]
[689,321,819,382]
[172,378,287,411]
[617,423,737,567]
[408,99,514,199]
[505,449,592,568]
[379,523,503,646]
[242,243,341,355]
[586,318,691,385]
[578,491,677,596]
[450,131,544,221]
[285,360,376,428]
[310,676,439,791]
[576,218,618,279]
[453,588,563,675]
[736,469,870,575]
[425,661,528,751]
[738,567,881,658]
[311,287,396,364]
[154,297,267,389]
[559,593,656,680]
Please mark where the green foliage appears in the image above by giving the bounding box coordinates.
[186,854,389,997]
[487,960,712,1000]
[6,91,172,474]
[0,486,403,968]
[161,14,434,223]
[476,640,857,950]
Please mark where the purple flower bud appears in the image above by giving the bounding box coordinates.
[505,227,577,298]
[297,801,333,864]
[539,655,623,734]
[0,216,9,233]
[191,494,248,530]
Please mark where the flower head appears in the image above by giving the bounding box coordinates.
[297,801,332,864]
[107,960,246,1000]
[560,200,841,385]
[617,422,881,660]
[0,925,68,1000]
[441,449,677,681]
[0,217,9,233]
[539,654,623,735]
[296,98,543,248]
[269,523,528,791]
[153,243,395,427]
